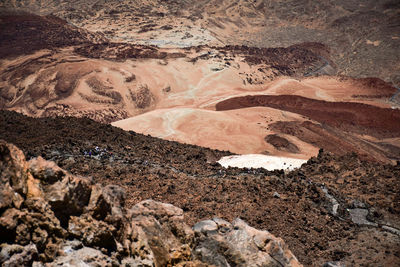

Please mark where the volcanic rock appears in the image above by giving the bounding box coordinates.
[0,140,302,266]
[0,243,38,267]
[265,134,300,154]
[194,217,301,267]
[44,245,115,267]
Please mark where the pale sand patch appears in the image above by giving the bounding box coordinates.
[112,106,318,158]
[217,154,308,171]
[366,40,381,46]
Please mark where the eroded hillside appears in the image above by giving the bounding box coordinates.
[1,13,399,162]
[1,0,399,80]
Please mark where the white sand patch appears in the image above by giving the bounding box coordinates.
[217,154,308,171]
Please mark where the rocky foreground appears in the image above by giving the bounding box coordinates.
[0,140,302,266]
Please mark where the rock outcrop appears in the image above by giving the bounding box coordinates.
[0,140,301,266]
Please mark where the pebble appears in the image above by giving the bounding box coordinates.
[273,192,280,198]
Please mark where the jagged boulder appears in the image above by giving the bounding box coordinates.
[68,214,117,251]
[125,200,195,266]
[29,156,93,227]
[86,184,125,227]
[193,218,301,267]
[42,241,116,267]
[29,157,64,185]
[0,243,38,267]
[0,140,33,210]
[0,140,302,266]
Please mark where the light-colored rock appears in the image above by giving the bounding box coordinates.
[193,219,218,234]
[322,262,346,267]
[86,184,125,227]
[348,208,377,226]
[0,243,38,267]
[127,200,195,266]
[47,245,114,267]
[44,173,92,225]
[129,199,195,245]
[26,173,43,198]
[0,244,24,264]
[0,140,29,196]
[29,157,65,184]
[194,218,302,267]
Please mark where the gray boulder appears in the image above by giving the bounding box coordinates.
[193,217,302,267]
[0,243,38,267]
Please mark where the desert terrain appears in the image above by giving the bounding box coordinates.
[0,1,400,266]
[1,12,399,163]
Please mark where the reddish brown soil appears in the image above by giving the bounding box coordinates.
[270,120,400,162]
[350,77,399,98]
[1,110,399,266]
[216,94,400,138]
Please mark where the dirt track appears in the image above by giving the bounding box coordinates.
[1,110,399,266]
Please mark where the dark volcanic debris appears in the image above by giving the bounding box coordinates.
[0,110,399,266]
[0,13,106,59]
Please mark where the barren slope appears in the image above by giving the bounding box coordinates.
[1,0,399,80]
[1,13,399,162]
[1,2,400,267]
[1,110,399,267]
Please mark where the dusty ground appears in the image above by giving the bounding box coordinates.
[0,6,400,266]
[215,95,400,162]
[1,110,399,267]
[112,106,318,158]
[1,13,399,162]
[1,0,399,81]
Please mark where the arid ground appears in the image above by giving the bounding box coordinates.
[1,110,400,266]
[0,1,400,266]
